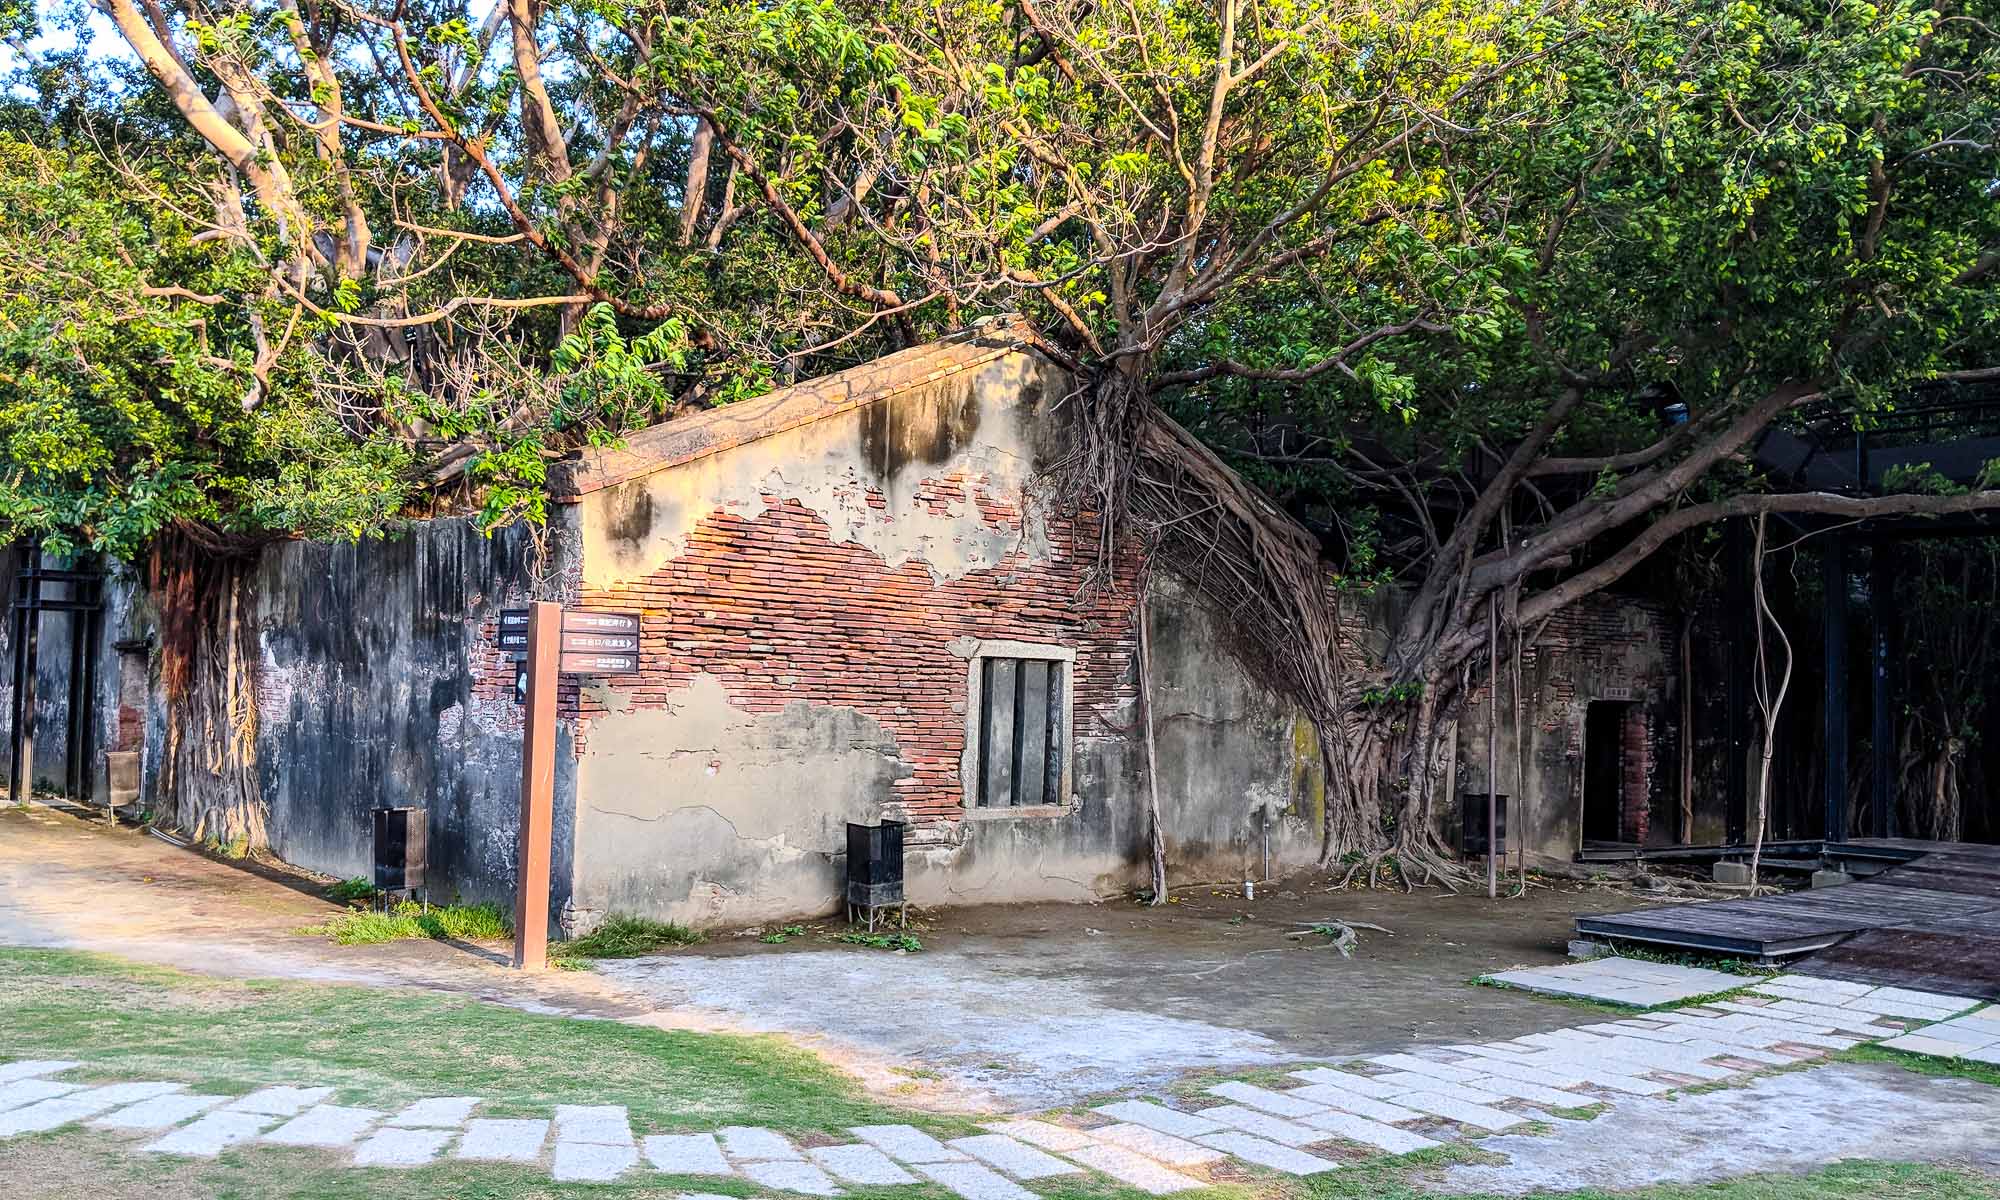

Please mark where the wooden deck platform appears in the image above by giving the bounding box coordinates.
[1574,839,2000,998]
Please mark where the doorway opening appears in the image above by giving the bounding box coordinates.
[1583,700,1642,846]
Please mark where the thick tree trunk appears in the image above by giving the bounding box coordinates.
[150,534,265,850]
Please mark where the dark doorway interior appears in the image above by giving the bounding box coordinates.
[1583,700,1635,844]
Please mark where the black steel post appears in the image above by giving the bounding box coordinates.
[1724,520,1750,844]
[1823,538,1850,843]
[1869,542,1896,839]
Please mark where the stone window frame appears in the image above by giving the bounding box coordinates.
[958,639,1077,819]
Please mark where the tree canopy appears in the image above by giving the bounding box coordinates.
[6,0,1999,868]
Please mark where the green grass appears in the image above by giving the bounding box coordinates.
[0,947,916,1135]
[1840,1040,2000,1088]
[549,914,706,969]
[297,900,512,945]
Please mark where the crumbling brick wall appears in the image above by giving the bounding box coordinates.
[1456,592,1679,858]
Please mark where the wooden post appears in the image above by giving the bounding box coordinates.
[512,600,559,971]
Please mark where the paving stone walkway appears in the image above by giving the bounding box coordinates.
[1481,956,1748,1007]
[0,972,1988,1194]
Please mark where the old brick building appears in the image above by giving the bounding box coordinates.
[538,317,1324,927]
[4,316,1690,930]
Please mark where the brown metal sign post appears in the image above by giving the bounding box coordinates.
[512,601,560,971]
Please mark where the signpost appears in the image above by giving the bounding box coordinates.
[503,604,639,971]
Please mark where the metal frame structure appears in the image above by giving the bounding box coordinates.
[7,544,105,810]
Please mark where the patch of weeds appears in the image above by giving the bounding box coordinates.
[298,901,511,945]
[550,914,704,968]
[760,924,808,944]
[835,930,923,952]
[1543,1101,1611,1121]
[324,877,376,905]
[1840,1041,2000,1088]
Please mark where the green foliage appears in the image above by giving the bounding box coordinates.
[835,930,923,952]
[759,923,809,944]
[0,137,415,559]
[298,900,512,945]
[551,913,706,968]
[323,877,376,905]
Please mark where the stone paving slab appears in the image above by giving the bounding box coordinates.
[915,1158,1040,1200]
[1088,1101,1224,1139]
[1372,1072,1512,1105]
[1458,1049,1669,1096]
[263,1104,384,1148]
[553,1139,640,1182]
[387,1096,479,1127]
[1485,959,1744,1007]
[1192,1104,1324,1148]
[1203,1080,1325,1118]
[0,1078,84,1112]
[742,1158,843,1195]
[458,1118,550,1163]
[721,1124,801,1160]
[145,1110,281,1157]
[1454,1072,1591,1108]
[1296,1106,1439,1155]
[1385,1091,1526,1132]
[1193,1131,1339,1175]
[1880,1033,1986,1058]
[948,1133,1082,1179]
[851,1124,968,1163]
[91,1092,227,1132]
[809,1141,918,1185]
[0,1094,122,1136]
[0,1060,80,1084]
[1063,1144,1204,1195]
[1086,1122,1224,1166]
[1287,1084,1426,1124]
[354,1126,455,1167]
[556,1104,634,1147]
[982,1119,1098,1153]
[645,1131,734,1175]
[1365,1054,1491,1085]
[1287,1067,1408,1100]
[1435,1051,1594,1092]
[223,1086,335,1117]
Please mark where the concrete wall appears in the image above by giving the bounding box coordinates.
[247,518,572,909]
[558,348,1321,929]
[1455,593,1680,860]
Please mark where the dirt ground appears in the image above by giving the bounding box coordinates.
[1,803,1632,1108]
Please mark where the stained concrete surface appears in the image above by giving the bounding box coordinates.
[598,883,1640,1108]
[3,803,1634,1110]
[1433,1061,2000,1194]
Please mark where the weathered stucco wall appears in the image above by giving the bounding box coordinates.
[1144,575,1324,883]
[1455,593,1680,860]
[249,519,573,910]
[561,346,1322,928]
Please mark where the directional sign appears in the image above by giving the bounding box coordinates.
[498,608,531,653]
[559,651,639,675]
[561,630,638,654]
[563,609,640,636]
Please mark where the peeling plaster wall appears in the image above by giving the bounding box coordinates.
[1456,593,1679,860]
[249,518,574,912]
[563,351,1330,927]
[1143,575,1324,883]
